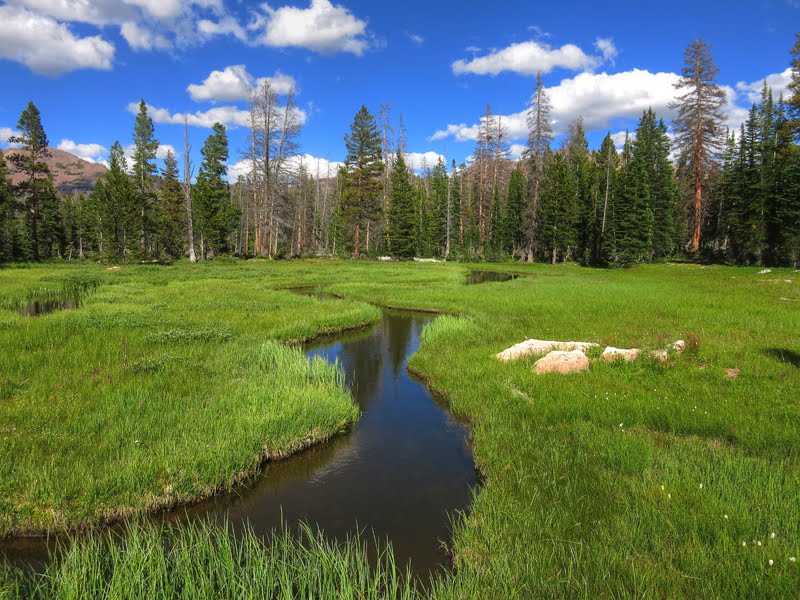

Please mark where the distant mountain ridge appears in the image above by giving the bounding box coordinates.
[1,147,106,195]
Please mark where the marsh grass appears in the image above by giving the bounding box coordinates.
[2,260,799,597]
[2,521,420,600]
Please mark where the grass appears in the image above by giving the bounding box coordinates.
[2,260,799,597]
[3,521,419,600]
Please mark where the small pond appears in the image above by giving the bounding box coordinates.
[466,270,519,285]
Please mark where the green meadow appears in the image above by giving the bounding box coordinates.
[1,260,798,598]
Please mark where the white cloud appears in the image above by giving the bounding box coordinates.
[594,38,617,65]
[121,143,178,166]
[198,16,247,42]
[405,151,444,171]
[57,139,108,163]
[431,69,682,142]
[0,5,114,75]
[187,65,296,102]
[131,101,306,129]
[508,143,526,159]
[452,40,599,76]
[7,0,134,25]
[0,127,22,147]
[735,68,793,105]
[406,32,424,46]
[120,21,170,50]
[227,154,342,182]
[251,0,370,55]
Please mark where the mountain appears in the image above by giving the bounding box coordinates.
[1,147,106,195]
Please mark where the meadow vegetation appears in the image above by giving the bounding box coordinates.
[1,260,798,597]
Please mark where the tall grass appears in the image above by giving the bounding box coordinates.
[2,521,420,600]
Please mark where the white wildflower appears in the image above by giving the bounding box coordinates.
[770,532,776,539]
[768,559,774,566]
[724,514,728,519]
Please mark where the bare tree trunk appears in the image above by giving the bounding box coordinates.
[183,117,196,263]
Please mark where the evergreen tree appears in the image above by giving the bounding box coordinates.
[194,123,236,257]
[448,160,462,258]
[671,39,726,254]
[564,118,593,263]
[614,129,653,265]
[90,141,136,262]
[488,185,508,256]
[157,150,186,259]
[131,100,159,257]
[340,106,383,257]
[0,152,17,262]
[787,33,800,137]
[592,133,619,265]
[429,158,449,256]
[506,166,526,256]
[539,153,578,264]
[7,102,60,260]
[386,150,416,258]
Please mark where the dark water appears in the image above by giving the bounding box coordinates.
[466,270,519,285]
[183,309,477,577]
[18,296,80,316]
[2,307,477,582]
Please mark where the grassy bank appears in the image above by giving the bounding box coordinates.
[0,262,379,535]
[2,260,799,597]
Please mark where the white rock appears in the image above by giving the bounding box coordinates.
[650,349,669,362]
[533,350,590,375]
[496,339,600,362]
[671,340,686,353]
[377,256,393,261]
[758,269,772,274]
[602,347,641,362]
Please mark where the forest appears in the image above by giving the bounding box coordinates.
[1,36,798,268]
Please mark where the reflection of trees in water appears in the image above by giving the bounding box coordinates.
[334,329,384,408]
[386,314,414,377]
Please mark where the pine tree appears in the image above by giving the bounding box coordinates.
[787,33,800,137]
[592,133,619,265]
[524,72,553,261]
[7,102,60,260]
[563,118,593,263]
[429,158,449,256]
[539,153,578,264]
[90,141,136,262]
[506,166,526,257]
[194,123,236,257]
[671,39,726,254]
[157,150,186,259]
[131,100,159,258]
[340,106,383,258]
[387,150,416,258]
[614,127,654,265]
[0,152,16,262]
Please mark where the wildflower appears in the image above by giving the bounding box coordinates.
[699,483,703,489]
[668,493,672,499]
[619,422,623,428]
[790,557,796,563]
[770,532,776,539]
[661,484,665,491]
[742,541,747,547]
[724,514,729,519]
[768,559,774,566]
[135,440,139,444]
[757,541,762,547]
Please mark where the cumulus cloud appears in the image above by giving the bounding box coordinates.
[735,68,793,104]
[594,38,617,65]
[508,143,527,159]
[405,151,445,171]
[452,40,601,76]
[198,16,247,42]
[57,139,108,163]
[432,69,682,142]
[120,21,170,50]
[0,127,22,147]
[406,32,424,46]
[227,153,342,182]
[251,0,370,55]
[0,5,114,75]
[132,101,307,129]
[121,142,178,166]
[187,65,296,102]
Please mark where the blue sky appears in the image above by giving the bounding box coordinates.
[0,0,798,179]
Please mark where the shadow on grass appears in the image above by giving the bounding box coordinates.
[764,348,800,368]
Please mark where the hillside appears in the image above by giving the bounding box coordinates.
[1,147,106,195]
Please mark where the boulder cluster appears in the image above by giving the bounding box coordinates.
[496,338,686,375]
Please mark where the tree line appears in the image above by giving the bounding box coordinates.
[1,35,798,266]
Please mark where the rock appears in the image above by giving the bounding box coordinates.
[602,347,641,362]
[671,340,686,353]
[724,368,740,379]
[650,349,669,362]
[533,350,590,375]
[496,339,600,362]
[377,256,392,261]
[758,269,772,274]
[413,257,442,262]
